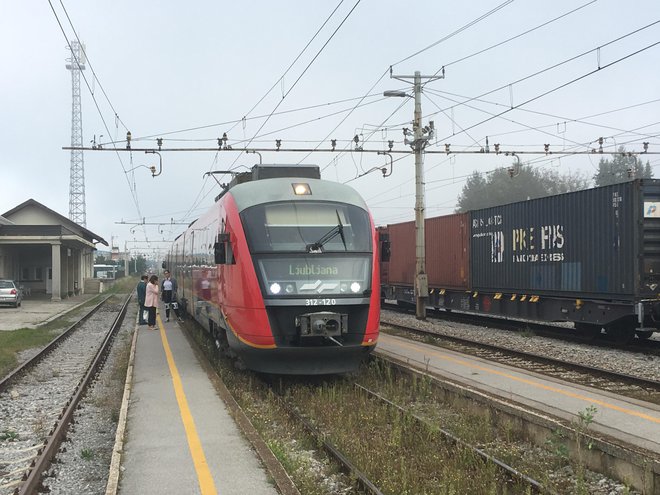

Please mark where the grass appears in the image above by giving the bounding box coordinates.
[186,322,628,494]
[80,448,94,460]
[0,326,62,379]
[0,429,19,441]
[200,345,526,492]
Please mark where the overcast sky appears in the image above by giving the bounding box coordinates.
[2,1,660,259]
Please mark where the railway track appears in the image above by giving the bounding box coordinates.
[383,302,660,356]
[265,375,548,494]
[184,321,639,494]
[381,318,660,406]
[0,294,130,495]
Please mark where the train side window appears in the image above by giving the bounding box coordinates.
[214,232,235,265]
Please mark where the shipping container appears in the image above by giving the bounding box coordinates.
[380,180,660,340]
[470,180,660,300]
[377,226,390,286]
[382,220,415,286]
[380,214,469,289]
[427,213,470,290]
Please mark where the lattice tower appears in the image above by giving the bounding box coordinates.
[66,41,86,227]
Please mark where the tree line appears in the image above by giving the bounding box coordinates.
[455,146,653,212]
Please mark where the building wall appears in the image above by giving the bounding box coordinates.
[6,208,62,226]
[0,246,18,280]
[1,201,106,299]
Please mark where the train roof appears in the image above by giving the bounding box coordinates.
[229,177,369,212]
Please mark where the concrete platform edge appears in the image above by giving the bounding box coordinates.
[105,318,139,495]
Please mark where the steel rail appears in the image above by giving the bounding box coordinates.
[381,319,660,397]
[353,382,552,495]
[269,390,384,495]
[382,302,660,355]
[16,293,131,495]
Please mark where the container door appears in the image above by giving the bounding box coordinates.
[640,180,660,296]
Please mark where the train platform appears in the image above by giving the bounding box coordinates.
[0,293,97,331]
[108,308,283,495]
[376,333,660,455]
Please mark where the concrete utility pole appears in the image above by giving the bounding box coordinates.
[66,41,87,227]
[124,241,129,276]
[385,70,442,319]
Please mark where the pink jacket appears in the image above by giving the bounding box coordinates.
[146,282,159,307]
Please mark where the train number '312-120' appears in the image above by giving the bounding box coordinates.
[305,298,337,306]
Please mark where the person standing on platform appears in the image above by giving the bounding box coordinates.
[161,270,182,322]
[137,275,148,325]
[146,275,159,329]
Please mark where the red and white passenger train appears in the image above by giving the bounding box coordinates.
[165,165,380,374]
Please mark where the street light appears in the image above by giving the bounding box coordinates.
[383,90,410,98]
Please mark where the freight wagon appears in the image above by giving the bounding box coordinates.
[379,179,660,341]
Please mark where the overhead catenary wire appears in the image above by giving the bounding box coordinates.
[430,21,660,141]
[426,1,599,79]
[316,0,520,172]
[47,3,660,244]
[426,89,660,142]
[374,20,660,142]
[223,0,348,137]
[150,1,599,155]
[178,0,363,223]
[227,0,364,171]
[391,0,515,67]
[422,89,593,150]
[436,39,660,142]
[319,7,645,179]
[338,33,660,185]
[127,93,385,144]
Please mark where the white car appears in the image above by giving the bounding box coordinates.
[0,280,23,308]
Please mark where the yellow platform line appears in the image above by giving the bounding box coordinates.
[157,316,218,494]
[392,337,660,424]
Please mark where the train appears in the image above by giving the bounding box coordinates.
[379,179,660,342]
[164,164,380,374]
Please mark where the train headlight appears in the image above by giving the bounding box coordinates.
[292,183,311,195]
[350,282,361,293]
[270,283,281,294]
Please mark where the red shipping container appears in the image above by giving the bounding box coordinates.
[384,213,469,290]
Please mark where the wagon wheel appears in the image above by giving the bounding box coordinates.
[605,322,634,344]
[635,330,654,340]
[574,322,602,340]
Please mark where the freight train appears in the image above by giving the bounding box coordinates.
[164,165,380,374]
[379,179,660,342]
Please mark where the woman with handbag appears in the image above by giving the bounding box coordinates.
[145,275,159,329]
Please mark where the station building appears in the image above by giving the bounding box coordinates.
[0,199,108,301]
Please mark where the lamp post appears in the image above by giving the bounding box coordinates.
[384,70,440,319]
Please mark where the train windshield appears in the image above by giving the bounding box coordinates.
[241,202,372,253]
